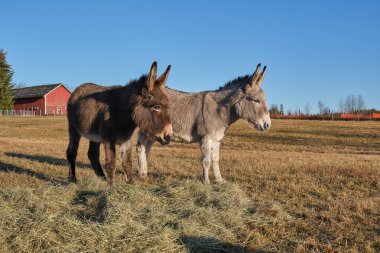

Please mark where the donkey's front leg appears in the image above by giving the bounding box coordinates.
[104,141,116,185]
[120,140,133,183]
[136,133,154,178]
[211,140,226,184]
[200,138,212,184]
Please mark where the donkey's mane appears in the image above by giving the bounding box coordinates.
[216,75,250,91]
[126,74,148,88]
[161,75,250,94]
[216,75,249,91]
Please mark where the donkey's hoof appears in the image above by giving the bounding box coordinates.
[125,177,134,184]
[137,172,148,178]
[201,178,211,185]
[216,178,227,184]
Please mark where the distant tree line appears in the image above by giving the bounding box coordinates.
[338,95,366,113]
[271,94,378,116]
[269,104,284,115]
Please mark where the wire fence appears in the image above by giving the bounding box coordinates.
[0,109,67,116]
[0,109,39,116]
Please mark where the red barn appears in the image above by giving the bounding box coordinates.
[12,83,71,115]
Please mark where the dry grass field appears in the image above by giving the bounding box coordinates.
[0,117,379,252]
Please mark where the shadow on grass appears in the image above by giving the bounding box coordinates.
[72,190,107,223]
[179,236,272,253]
[5,152,91,169]
[0,161,68,185]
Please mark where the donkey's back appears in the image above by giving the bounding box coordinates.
[165,88,208,142]
[67,83,129,143]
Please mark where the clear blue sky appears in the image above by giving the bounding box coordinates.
[2,0,379,113]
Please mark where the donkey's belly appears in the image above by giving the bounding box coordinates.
[171,122,196,143]
[79,131,132,144]
[172,133,192,142]
[172,128,202,143]
[79,131,102,143]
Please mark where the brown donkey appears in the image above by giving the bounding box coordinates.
[66,62,173,184]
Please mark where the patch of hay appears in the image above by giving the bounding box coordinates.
[0,178,292,252]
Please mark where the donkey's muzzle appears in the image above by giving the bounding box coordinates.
[155,123,173,145]
[254,119,271,131]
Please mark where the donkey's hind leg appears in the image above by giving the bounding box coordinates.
[67,126,81,183]
[88,141,106,179]
[120,140,133,183]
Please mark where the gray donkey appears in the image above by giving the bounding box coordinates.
[133,64,271,184]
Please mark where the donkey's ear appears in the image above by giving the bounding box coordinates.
[250,64,266,87]
[256,66,267,86]
[249,64,261,86]
[156,65,171,88]
[147,61,158,93]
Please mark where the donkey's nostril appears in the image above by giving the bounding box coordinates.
[263,122,269,130]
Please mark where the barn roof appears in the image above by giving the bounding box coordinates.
[12,83,68,99]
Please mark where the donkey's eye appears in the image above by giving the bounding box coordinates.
[246,96,260,103]
[152,105,162,112]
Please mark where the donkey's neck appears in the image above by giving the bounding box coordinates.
[211,75,250,127]
[211,88,240,128]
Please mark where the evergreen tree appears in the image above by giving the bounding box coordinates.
[0,49,14,110]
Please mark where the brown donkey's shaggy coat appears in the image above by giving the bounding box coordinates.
[66,62,173,184]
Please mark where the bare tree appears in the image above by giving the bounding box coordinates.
[13,82,27,89]
[338,98,344,113]
[317,100,325,115]
[351,95,357,112]
[357,95,366,112]
[344,95,358,113]
[344,95,351,113]
[304,102,311,115]
[295,105,300,115]
[322,106,331,115]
